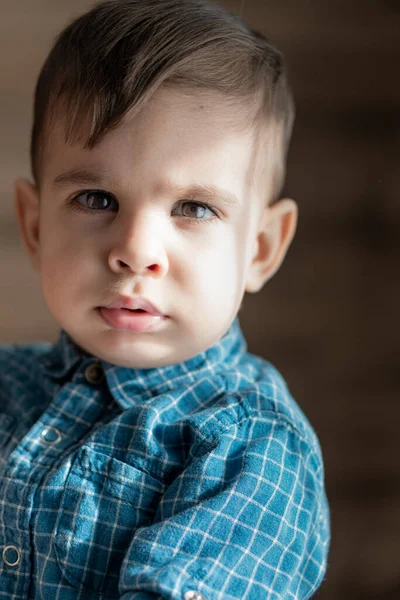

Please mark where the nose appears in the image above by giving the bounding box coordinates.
[107,211,168,278]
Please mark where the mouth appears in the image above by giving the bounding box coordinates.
[103,295,165,317]
[97,306,167,333]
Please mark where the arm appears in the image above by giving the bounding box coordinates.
[118,417,330,600]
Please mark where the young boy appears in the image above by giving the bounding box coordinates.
[1,0,329,598]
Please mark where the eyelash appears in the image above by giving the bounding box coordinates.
[67,190,219,225]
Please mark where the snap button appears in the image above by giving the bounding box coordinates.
[41,426,62,445]
[2,545,21,567]
[184,592,206,600]
[84,363,104,384]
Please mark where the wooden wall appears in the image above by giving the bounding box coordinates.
[1,1,399,598]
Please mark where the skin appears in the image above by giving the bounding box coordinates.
[14,87,298,368]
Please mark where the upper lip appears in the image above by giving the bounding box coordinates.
[104,296,165,317]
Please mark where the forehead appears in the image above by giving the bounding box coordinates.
[41,87,269,202]
[45,87,255,149]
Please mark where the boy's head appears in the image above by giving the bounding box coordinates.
[15,0,298,368]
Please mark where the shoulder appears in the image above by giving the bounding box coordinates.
[197,351,323,459]
[0,340,52,368]
[0,340,52,394]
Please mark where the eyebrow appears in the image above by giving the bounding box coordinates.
[52,168,240,207]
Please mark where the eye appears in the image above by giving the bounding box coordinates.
[69,190,118,212]
[174,200,217,223]
[67,192,218,224]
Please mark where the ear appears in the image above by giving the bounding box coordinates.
[245,197,298,293]
[14,178,41,272]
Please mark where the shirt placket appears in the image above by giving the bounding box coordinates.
[0,359,111,599]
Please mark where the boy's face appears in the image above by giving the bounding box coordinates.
[15,88,297,368]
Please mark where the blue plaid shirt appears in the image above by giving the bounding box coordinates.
[0,317,329,599]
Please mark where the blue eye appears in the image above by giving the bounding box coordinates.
[176,201,216,221]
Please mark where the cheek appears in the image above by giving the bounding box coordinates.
[192,234,241,292]
[216,229,249,275]
[39,251,72,310]
[39,212,97,274]
[39,234,94,304]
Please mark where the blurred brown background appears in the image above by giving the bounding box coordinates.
[1,0,399,598]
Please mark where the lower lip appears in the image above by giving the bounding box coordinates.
[98,307,167,333]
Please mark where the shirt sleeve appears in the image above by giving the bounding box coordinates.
[118,416,330,600]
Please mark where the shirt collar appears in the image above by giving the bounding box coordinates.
[41,317,247,405]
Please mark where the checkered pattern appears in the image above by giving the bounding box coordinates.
[0,317,329,599]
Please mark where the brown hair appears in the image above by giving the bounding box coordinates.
[31,0,295,202]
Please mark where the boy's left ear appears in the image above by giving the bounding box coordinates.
[245,198,298,293]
